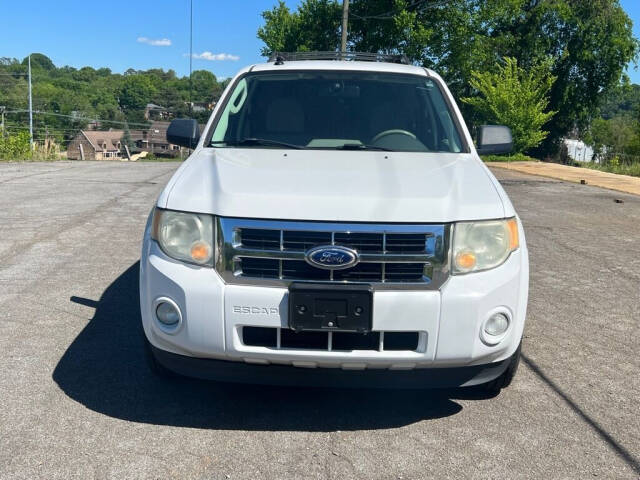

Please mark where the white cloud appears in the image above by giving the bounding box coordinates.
[187,51,240,61]
[137,37,172,47]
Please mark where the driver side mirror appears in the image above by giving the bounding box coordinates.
[476,125,513,155]
[167,118,200,149]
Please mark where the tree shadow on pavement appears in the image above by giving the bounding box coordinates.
[53,262,489,432]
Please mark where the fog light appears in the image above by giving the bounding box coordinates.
[484,313,509,343]
[156,301,180,326]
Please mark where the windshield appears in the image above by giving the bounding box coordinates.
[209,71,464,153]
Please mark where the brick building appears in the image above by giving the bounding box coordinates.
[67,130,123,160]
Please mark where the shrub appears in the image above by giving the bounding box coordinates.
[0,131,32,160]
[463,57,557,154]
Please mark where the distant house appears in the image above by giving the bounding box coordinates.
[144,103,172,121]
[130,121,182,157]
[67,130,123,160]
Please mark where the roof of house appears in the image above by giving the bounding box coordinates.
[81,130,123,152]
[148,121,170,144]
[128,121,171,145]
[128,121,205,147]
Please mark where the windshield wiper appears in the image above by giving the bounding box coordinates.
[211,138,304,149]
[332,143,393,151]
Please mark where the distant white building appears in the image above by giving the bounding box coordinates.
[563,139,594,163]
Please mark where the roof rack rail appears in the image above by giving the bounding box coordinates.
[268,51,411,65]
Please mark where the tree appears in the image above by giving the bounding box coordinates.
[349,0,431,64]
[257,0,341,56]
[122,121,134,151]
[589,116,639,161]
[119,75,156,112]
[23,53,55,71]
[599,82,640,120]
[296,0,342,52]
[191,70,220,102]
[257,1,302,56]
[462,58,556,153]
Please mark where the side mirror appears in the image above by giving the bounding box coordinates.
[476,125,513,155]
[167,119,200,149]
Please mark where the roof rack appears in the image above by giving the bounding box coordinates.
[268,51,410,65]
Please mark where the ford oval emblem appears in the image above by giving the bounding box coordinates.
[305,245,359,270]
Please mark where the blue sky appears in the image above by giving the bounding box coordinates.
[0,0,300,80]
[1,0,639,82]
[621,0,640,83]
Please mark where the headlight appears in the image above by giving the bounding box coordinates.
[151,208,214,266]
[452,218,519,274]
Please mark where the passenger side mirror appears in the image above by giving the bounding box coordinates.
[476,125,513,155]
[167,119,200,149]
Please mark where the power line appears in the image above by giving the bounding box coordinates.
[4,125,82,132]
[3,124,88,134]
[2,109,151,127]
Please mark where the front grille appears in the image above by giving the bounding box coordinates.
[239,228,280,249]
[283,231,331,250]
[216,217,450,289]
[386,233,431,253]
[334,232,383,252]
[242,327,421,352]
[384,263,425,282]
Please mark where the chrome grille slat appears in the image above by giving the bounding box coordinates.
[216,218,450,290]
[232,247,435,264]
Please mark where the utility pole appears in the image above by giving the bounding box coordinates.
[28,55,33,149]
[341,0,349,54]
[189,0,193,116]
[0,106,5,138]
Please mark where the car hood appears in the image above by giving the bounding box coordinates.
[159,148,506,223]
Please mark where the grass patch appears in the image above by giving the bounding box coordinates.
[576,161,640,177]
[0,155,66,162]
[481,153,537,163]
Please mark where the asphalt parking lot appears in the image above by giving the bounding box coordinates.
[0,161,638,479]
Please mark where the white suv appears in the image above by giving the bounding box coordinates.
[140,53,528,391]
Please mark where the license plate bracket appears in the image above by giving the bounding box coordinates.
[288,283,373,333]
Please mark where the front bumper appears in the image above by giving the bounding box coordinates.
[149,343,512,388]
[140,217,529,375]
